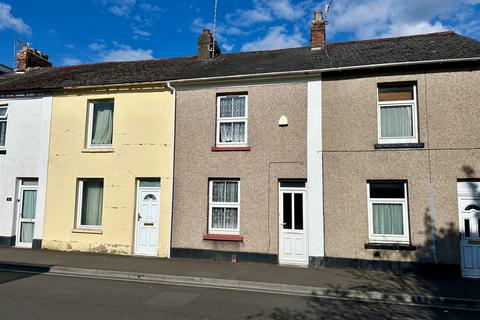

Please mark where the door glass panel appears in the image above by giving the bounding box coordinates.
[294,193,303,230]
[139,179,160,188]
[20,222,34,243]
[22,190,37,219]
[21,179,38,186]
[283,193,292,229]
[464,219,471,238]
[144,194,156,201]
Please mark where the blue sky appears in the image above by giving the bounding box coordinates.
[1,0,479,67]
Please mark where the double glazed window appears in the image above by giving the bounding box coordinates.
[87,100,114,148]
[377,84,418,144]
[0,105,7,148]
[76,179,104,229]
[216,95,247,146]
[208,180,240,234]
[367,182,410,244]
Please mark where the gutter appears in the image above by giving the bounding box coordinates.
[165,81,176,259]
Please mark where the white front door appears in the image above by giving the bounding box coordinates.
[458,195,480,278]
[16,179,38,248]
[134,187,161,256]
[279,187,308,265]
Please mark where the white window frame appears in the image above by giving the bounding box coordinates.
[216,95,248,147]
[76,179,103,230]
[377,85,418,144]
[367,182,410,244]
[0,105,7,149]
[87,100,114,149]
[208,180,240,235]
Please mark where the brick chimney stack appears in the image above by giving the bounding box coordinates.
[16,43,52,72]
[197,29,221,60]
[310,10,326,49]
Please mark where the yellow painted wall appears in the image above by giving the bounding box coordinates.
[43,87,173,257]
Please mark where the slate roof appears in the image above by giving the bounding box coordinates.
[0,31,479,93]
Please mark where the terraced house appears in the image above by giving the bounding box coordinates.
[0,11,479,278]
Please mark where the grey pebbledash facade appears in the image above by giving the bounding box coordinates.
[0,12,480,276]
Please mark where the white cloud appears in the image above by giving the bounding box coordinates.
[88,42,107,51]
[328,0,478,39]
[132,26,151,37]
[241,26,305,51]
[102,0,136,17]
[0,2,31,35]
[101,44,153,61]
[221,43,235,52]
[62,58,82,66]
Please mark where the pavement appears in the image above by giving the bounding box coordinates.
[0,247,479,311]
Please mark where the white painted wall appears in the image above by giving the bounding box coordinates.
[307,79,324,257]
[0,95,52,243]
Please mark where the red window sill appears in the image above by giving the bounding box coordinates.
[203,234,244,242]
[211,146,251,152]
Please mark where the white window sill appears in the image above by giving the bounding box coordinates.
[72,228,103,234]
[81,148,114,153]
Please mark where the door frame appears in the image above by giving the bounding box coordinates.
[457,181,480,278]
[133,181,161,256]
[15,180,38,248]
[278,183,308,266]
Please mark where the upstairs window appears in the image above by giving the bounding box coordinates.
[87,100,114,148]
[367,181,410,244]
[216,95,247,147]
[0,105,7,148]
[377,84,418,144]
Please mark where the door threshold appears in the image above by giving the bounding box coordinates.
[279,262,309,268]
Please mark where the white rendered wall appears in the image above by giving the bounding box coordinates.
[307,79,324,257]
[0,95,52,241]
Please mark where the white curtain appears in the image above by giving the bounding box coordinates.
[0,121,6,146]
[220,122,245,142]
[20,222,34,243]
[22,190,37,219]
[81,181,103,226]
[212,182,238,202]
[212,208,238,229]
[380,105,412,137]
[220,97,232,117]
[92,103,113,145]
[232,97,245,117]
[373,203,403,235]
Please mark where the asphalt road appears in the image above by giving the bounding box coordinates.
[0,271,478,320]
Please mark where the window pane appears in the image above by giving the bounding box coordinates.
[0,107,7,117]
[232,122,245,142]
[280,181,306,188]
[20,222,34,243]
[212,182,225,202]
[22,190,37,219]
[464,219,471,238]
[22,179,38,186]
[224,208,238,229]
[91,102,113,145]
[0,121,6,147]
[370,183,405,199]
[232,97,245,117]
[378,85,414,101]
[373,203,404,235]
[294,193,303,230]
[139,179,160,188]
[212,207,225,229]
[219,97,232,118]
[225,182,238,202]
[380,105,413,138]
[219,122,232,142]
[283,193,292,229]
[81,180,103,226]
